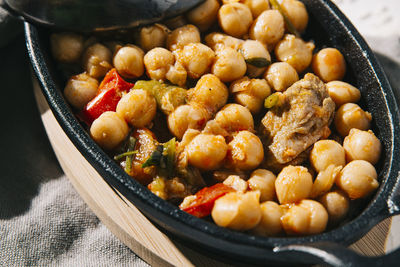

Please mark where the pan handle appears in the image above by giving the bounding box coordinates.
[274,242,400,267]
[384,173,400,217]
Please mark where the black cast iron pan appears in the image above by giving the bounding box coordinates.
[24,0,400,265]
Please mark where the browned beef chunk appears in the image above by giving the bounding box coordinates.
[261,73,335,164]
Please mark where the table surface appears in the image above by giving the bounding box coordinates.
[1,0,399,266]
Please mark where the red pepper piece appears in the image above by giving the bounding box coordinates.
[180,183,235,218]
[97,68,134,94]
[80,68,134,124]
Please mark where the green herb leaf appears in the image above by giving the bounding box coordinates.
[113,150,138,161]
[141,138,177,178]
[142,145,163,168]
[264,93,280,109]
[124,137,137,174]
[163,138,176,177]
[245,57,271,68]
[270,0,300,37]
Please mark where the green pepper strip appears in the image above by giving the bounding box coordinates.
[133,80,186,115]
[270,0,300,37]
[264,93,280,109]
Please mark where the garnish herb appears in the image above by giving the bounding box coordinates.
[245,57,271,68]
[141,137,177,178]
[163,138,176,177]
[113,150,138,161]
[270,0,300,37]
[142,145,164,168]
[124,137,136,174]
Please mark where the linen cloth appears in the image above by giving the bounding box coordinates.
[0,31,149,267]
[0,0,399,266]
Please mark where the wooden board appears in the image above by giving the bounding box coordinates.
[32,77,392,266]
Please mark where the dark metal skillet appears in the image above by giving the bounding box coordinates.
[3,0,204,32]
[24,0,400,265]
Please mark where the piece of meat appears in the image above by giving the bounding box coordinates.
[260,73,335,164]
[262,147,312,174]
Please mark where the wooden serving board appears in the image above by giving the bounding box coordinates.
[32,77,392,266]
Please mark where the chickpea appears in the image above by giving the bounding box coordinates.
[214,104,254,133]
[249,10,284,46]
[343,129,381,165]
[186,134,228,170]
[248,169,276,202]
[90,111,129,150]
[280,0,309,33]
[113,45,145,79]
[166,24,201,51]
[312,48,346,82]
[179,129,201,152]
[187,74,229,114]
[212,47,247,82]
[144,47,175,81]
[116,89,157,128]
[223,175,248,193]
[104,41,124,54]
[240,40,271,77]
[319,190,350,222]
[202,119,231,137]
[82,43,113,79]
[281,204,310,235]
[50,33,84,63]
[180,195,197,210]
[204,32,244,51]
[336,160,379,199]
[167,104,210,140]
[218,3,253,38]
[310,140,346,172]
[264,62,299,92]
[186,0,220,31]
[226,131,264,171]
[334,103,372,137]
[164,16,188,30]
[174,43,215,79]
[213,170,247,182]
[242,0,270,18]
[64,73,99,110]
[310,164,342,198]
[298,200,328,234]
[282,199,328,235]
[275,34,315,73]
[138,24,169,52]
[230,77,271,114]
[326,81,361,106]
[165,61,187,87]
[275,165,312,204]
[212,191,261,231]
[222,0,270,18]
[252,201,283,236]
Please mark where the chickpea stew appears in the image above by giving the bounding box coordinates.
[51,0,381,237]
